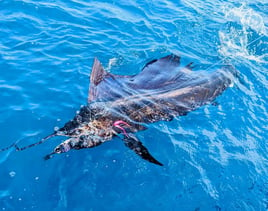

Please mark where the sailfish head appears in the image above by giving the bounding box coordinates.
[44,104,116,160]
[44,134,106,160]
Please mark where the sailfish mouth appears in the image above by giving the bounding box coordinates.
[43,137,76,160]
[56,141,72,153]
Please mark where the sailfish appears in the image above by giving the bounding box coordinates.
[1,54,237,166]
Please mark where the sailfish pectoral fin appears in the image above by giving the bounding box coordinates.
[123,133,163,166]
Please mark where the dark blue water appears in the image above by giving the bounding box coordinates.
[1,0,267,210]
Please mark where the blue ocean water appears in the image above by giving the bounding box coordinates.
[0,0,267,210]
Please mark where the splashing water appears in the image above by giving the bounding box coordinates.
[219,4,268,63]
[224,3,266,35]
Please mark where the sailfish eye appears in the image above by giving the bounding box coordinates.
[54,147,61,153]
[79,135,87,141]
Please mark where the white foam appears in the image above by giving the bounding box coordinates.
[107,58,117,71]
[219,4,268,63]
[224,3,267,35]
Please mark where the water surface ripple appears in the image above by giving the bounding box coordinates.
[0,0,267,210]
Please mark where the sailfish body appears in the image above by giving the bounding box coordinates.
[42,54,236,166]
[0,54,236,165]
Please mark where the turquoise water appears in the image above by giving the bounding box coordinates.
[0,0,268,210]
